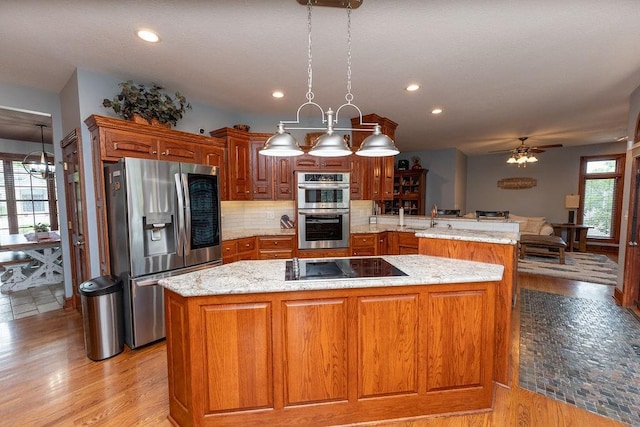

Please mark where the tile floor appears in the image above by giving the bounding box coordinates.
[519,288,640,426]
[0,283,64,322]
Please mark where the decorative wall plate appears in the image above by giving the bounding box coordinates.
[497,177,537,189]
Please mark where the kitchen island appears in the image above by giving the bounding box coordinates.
[159,255,504,426]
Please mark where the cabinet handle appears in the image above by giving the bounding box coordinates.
[274,241,278,245]
[161,151,167,156]
[152,150,157,154]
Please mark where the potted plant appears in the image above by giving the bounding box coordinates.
[102,81,192,127]
[34,223,50,239]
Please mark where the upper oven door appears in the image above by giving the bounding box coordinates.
[297,172,350,209]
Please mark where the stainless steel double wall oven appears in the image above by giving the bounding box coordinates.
[297,172,350,249]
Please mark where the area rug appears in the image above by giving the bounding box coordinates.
[518,252,618,285]
[519,289,640,425]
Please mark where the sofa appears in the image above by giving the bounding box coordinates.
[461,212,553,236]
[507,214,553,236]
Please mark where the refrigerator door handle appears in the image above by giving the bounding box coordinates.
[181,173,192,256]
[174,173,185,257]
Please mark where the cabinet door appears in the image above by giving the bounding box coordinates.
[274,157,294,200]
[377,232,388,255]
[201,144,227,201]
[103,128,159,160]
[381,157,395,200]
[228,136,251,200]
[249,139,273,200]
[369,158,382,199]
[159,139,201,163]
[350,156,364,200]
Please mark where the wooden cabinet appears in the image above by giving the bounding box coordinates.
[249,134,294,201]
[210,127,251,201]
[201,143,227,201]
[222,237,257,264]
[385,169,427,215]
[377,231,388,255]
[84,114,227,275]
[165,278,497,425]
[387,231,419,255]
[350,233,378,256]
[257,235,294,260]
[249,135,273,200]
[293,153,350,172]
[350,114,397,201]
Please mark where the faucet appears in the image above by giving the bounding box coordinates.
[430,204,438,228]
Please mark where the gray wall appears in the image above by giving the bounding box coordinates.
[396,148,463,214]
[466,142,627,223]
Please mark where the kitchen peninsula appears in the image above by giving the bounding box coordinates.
[159,255,504,426]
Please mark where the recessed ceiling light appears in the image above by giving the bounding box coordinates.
[405,84,420,92]
[137,29,160,43]
[272,91,284,98]
[431,108,443,115]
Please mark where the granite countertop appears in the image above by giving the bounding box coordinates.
[350,224,518,245]
[158,254,504,297]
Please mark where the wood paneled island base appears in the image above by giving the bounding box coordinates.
[163,270,500,426]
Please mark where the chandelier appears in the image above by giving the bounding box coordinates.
[22,124,55,179]
[260,0,399,158]
[506,137,538,167]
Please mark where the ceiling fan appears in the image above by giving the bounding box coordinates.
[490,137,563,166]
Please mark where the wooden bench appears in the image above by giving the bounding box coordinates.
[519,234,567,264]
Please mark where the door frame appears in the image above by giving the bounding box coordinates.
[61,128,90,310]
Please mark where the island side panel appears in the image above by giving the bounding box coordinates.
[418,237,516,387]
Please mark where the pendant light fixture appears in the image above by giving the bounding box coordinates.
[22,124,55,179]
[260,0,398,158]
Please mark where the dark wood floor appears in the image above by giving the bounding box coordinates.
[0,272,628,426]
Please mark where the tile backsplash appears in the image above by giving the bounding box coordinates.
[221,200,375,233]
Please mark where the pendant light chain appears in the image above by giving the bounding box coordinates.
[306,2,314,103]
[345,4,353,104]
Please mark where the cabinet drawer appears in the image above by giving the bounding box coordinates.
[258,236,294,250]
[351,234,377,247]
[258,250,293,260]
[158,139,201,162]
[236,237,256,253]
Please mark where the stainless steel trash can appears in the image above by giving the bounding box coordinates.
[79,275,124,361]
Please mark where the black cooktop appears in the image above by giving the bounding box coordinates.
[285,257,407,281]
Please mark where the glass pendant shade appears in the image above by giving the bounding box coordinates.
[260,124,304,156]
[506,156,517,164]
[356,125,399,157]
[309,132,352,157]
[527,155,538,163]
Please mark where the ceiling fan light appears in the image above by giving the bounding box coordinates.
[527,155,538,163]
[506,156,517,164]
[516,156,527,164]
[309,132,352,157]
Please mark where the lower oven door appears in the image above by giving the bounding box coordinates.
[298,209,350,249]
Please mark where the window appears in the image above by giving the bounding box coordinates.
[578,154,625,243]
[0,153,58,235]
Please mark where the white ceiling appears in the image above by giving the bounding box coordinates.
[1,0,639,155]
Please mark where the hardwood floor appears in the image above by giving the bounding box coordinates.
[0,272,626,426]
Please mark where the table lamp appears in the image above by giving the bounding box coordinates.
[565,194,580,224]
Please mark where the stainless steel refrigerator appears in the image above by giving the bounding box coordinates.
[105,157,222,348]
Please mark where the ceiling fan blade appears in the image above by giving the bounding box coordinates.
[532,143,563,149]
[488,149,513,154]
